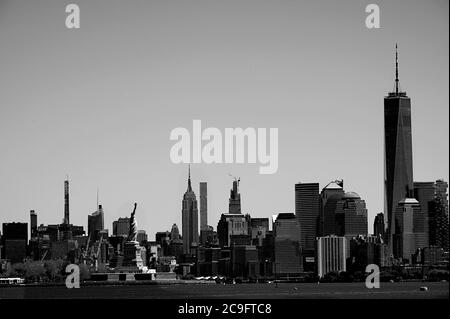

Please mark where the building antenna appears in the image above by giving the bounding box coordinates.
[395,43,399,95]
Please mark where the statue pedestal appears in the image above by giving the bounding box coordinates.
[121,241,144,270]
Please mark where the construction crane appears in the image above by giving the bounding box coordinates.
[228,174,240,183]
[83,234,91,264]
[94,237,103,272]
[40,250,48,263]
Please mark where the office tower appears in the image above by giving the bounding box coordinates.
[229,178,241,214]
[393,198,423,262]
[249,218,269,246]
[169,224,183,259]
[137,230,148,244]
[182,166,199,254]
[295,182,320,254]
[30,210,37,239]
[348,235,389,271]
[373,212,386,239]
[320,181,345,236]
[88,204,104,241]
[335,192,368,237]
[316,235,347,278]
[231,245,259,278]
[273,213,303,276]
[435,179,449,212]
[384,45,414,247]
[413,182,433,248]
[2,222,28,263]
[200,226,217,247]
[64,179,70,224]
[155,231,171,244]
[200,182,208,230]
[431,180,449,250]
[196,246,221,276]
[217,213,249,248]
[113,217,130,237]
[170,224,181,241]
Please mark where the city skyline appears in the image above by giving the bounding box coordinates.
[0,0,448,239]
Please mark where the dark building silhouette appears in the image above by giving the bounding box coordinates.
[88,204,104,241]
[170,223,181,241]
[413,182,433,249]
[217,213,249,248]
[373,212,386,239]
[320,181,345,236]
[335,192,368,238]
[200,225,217,247]
[64,179,70,224]
[30,210,38,239]
[348,235,389,272]
[249,218,269,246]
[384,45,414,249]
[182,166,199,254]
[295,182,320,255]
[273,213,303,276]
[229,178,241,214]
[200,182,208,230]
[231,245,259,279]
[2,222,28,263]
[430,179,449,250]
[113,217,130,237]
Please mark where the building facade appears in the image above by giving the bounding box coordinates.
[316,235,347,278]
[295,182,320,255]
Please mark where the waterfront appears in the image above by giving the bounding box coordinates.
[0,281,448,299]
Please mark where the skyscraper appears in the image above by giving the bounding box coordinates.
[200,182,208,230]
[316,235,347,278]
[320,181,345,236]
[113,217,130,237]
[430,179,449,250]
[295,182,320,254]
[335,192,368,238]
[413,182,433,249]
[393,198,421,261]
[273,213,303,275]
[373,212,386,240]
[217,213,249,248]
[30,210,37,239]
[170,223,181,241]
[435,179,449,212]
[229,178,241,214]
[64,179,70,224]
[182,166,199,254]
[88,204,105,241]
[384,45,414,247]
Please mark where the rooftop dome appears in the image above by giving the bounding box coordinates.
[342,192,361,200]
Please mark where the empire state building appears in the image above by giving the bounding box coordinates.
[182,166,199,254]
[384,44,414,246]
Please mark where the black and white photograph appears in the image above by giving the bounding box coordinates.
[0,0,448,316]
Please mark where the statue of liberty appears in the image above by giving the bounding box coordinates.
[128,202,138,242]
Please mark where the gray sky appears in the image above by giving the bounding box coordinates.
[0,0,448,237]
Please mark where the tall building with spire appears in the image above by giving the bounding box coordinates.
[88,205,104,242]
[384,44,414,248]
[182,166,199,254]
